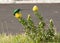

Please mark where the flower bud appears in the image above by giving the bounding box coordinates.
[50,19,53,23]
[15,13,22,19]
[32,5,38,12]
[27,14,30,20]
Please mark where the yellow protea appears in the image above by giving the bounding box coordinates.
[32,5,38,12]
[15,13,22,19]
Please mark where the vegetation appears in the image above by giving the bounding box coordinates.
[0,5,60,43]
[0,33,60,43]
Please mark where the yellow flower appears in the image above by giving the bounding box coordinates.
[15,13,22,19]
[32,5,38,12]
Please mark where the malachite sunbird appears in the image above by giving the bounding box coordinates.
[13,9,22,19]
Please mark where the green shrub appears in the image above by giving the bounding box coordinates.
[13,5,56,43]
[0,5,60,43]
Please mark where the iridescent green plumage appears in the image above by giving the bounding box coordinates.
[13,9,21,16]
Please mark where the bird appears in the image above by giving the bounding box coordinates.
[13,8,21,16]
[13,8,22,19]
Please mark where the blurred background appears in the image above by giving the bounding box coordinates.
[0,4,60,35]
